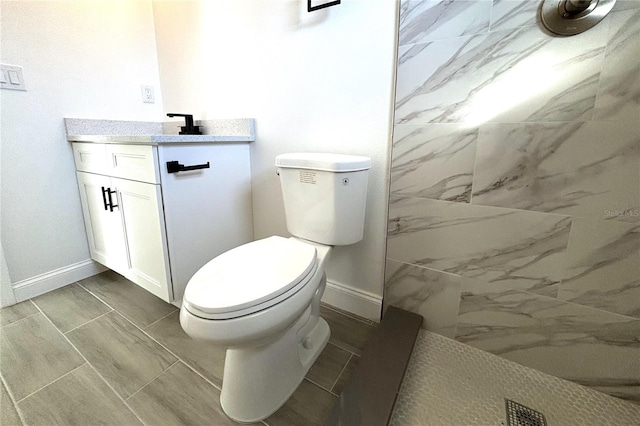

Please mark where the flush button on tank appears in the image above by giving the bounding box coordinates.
[342,178,349,185]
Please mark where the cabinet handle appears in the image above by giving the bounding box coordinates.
[166,160,210,174]
[101,187,109,211]
[101,186,118,212]
[106,188,118,212]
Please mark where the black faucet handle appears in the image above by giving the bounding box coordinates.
[166,113,202,135]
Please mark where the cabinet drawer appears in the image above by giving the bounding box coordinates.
[106,144,160,184]
[73,143,160,184]
[72,143,108,174]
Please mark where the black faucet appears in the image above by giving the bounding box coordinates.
[166,113,202,135]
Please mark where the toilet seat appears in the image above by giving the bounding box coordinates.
[184,236,318,320]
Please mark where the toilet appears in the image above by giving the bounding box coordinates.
[180,152,371,423]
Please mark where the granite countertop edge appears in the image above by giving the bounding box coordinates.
[64,118,256,145]
[66,134,255,144]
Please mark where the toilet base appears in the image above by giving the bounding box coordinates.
[220,314,330,423]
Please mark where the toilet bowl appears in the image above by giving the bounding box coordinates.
[180,152,371,423]
[180,236,332,422]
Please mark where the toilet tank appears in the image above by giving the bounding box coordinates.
[276,153,371,246]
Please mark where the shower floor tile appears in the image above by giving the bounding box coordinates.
[391,330,640,426]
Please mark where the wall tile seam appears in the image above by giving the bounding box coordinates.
[396,20,560,51]
[385,259,639,324]
[464,206,639,225]
[387,191,472,205]
[384,257,463,281]
[554,215,576,307]
[396,28,483,49]
[391,119,640,127]
[385,219,639,321]
[392,119,640,126]
[387,192,639,226]
[458,281,640,324]
[385,3,402,290]
[385,260,640,323]
[486,0,497,34]
[487,22,542,35]
[468,121,480,205]
[590,14,620,117]
[392,20,637,126]
[385,258,561,301]
[399,5,539,48]
[387,193,575,220]
[399,4,635,45]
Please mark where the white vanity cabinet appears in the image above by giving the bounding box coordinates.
[71,140,253,304]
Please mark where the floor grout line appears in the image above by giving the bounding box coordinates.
[304,377,340,398]
[108,310,225,393]
[324,340,361,360]
[84,363,149,426]
[75,282,119,314]
[143,309,178,330]
[0,301,42,329]
[125,359,180,402]
[75,278,227,393]
[62,308,114,335]
[329,353,353,394]
[327,340,362,357]
[322,303,377,326]
[14,362,88,404]
[1,371,28,425]
[27,300,148,426]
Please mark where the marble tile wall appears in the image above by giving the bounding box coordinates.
[386,0,640,404]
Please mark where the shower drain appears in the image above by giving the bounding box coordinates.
[505,399,547,426]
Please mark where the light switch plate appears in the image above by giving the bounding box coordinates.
[1,64,26,91]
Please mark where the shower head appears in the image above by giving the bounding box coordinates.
[541,0,617,36]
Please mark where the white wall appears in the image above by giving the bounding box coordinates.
[1,242,16,307]
[153,0,398,319]
[1,1,163,296]
[0,0,397,317]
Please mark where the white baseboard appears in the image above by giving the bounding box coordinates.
[12,260,107,302]
[321,279,382,322]
[10,261,382,321]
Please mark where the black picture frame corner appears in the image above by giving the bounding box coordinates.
[308,0,341,13]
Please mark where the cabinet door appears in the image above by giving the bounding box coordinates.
[114,177,172,302]
[76,172,128,272]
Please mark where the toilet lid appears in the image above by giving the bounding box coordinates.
[184,236,317,316]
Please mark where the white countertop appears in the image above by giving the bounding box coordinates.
[65,118,255,145]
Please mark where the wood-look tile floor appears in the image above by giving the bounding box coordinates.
[0,271,377,426]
